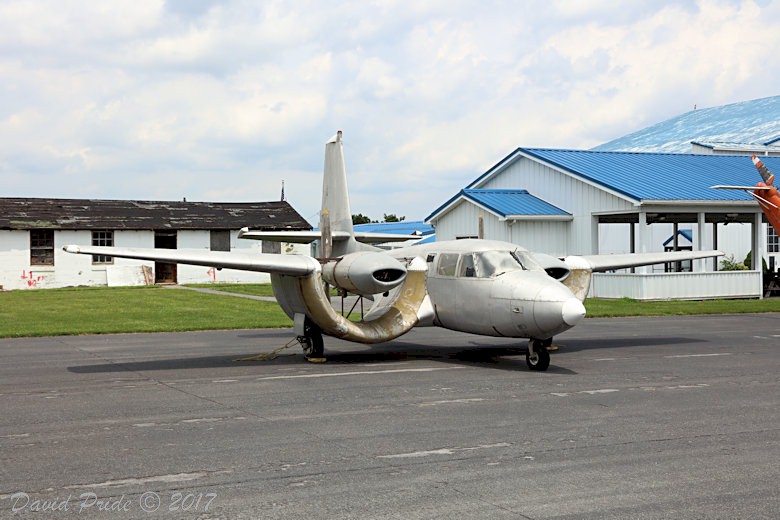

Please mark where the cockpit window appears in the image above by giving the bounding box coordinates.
[474,250,524,278]
[512,251,545,272]
[458,253,476,277]
[436,253,459,277]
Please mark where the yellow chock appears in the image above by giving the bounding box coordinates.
[546,344,560,352]
[306,357,327,363]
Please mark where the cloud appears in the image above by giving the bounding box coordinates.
[1,0,779,220]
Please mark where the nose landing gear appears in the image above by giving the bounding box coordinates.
[526,338,551,371]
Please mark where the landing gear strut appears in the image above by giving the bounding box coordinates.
[297,319,324,360]
[526,338,551,371]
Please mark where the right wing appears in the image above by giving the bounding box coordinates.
[63,245,321,277]
[237,228,420,244]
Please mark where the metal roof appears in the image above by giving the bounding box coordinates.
[467,148,780,203]
[663,229,693,246]
[0,198,311,231]
[464,189,570,217]
[426,188,570,222]
[353,220,434,236]
[594,95,780,153]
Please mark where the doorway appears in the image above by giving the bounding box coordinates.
[154,230,177,284]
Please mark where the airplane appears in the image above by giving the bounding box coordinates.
[711,155,780,233]
[64,132,723,371]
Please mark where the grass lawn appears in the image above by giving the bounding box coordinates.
[0,284,777,338]
[585,297,780,317]
[0,285,291,338]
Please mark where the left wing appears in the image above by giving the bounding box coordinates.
[565,250,723,273]
[62,245,321,277]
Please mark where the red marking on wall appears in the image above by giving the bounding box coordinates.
[206,268,217,281]
[21,270,46,287]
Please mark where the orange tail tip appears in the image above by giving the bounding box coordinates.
[751,155,775,185]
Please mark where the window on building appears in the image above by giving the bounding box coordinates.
[30,230,54,265]
[210,230,231,252]
[768,226,779,253]
[91,230,114,264]
[262,241,281,254]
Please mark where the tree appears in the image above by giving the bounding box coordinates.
[383,213,405,222]
[352,213,374,225]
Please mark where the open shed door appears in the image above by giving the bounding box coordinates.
[154,230,177,284]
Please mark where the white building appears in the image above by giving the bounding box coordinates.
[0,198,310,290]
[426,149,775,299]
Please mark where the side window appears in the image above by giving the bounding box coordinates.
[436,253,459,277]
[210,230,230,252]
[30,230,54,266]
[92,230,114,264]
[458,253,476,277]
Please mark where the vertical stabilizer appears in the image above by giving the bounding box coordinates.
[321,131,363,256]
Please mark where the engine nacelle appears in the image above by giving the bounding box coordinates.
[529,252,572,282]
[321,251,407,296]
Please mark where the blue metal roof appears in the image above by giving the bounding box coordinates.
[594,95,780,153]
[464,189,570,217]
[663,229,693,246]
[353,220,434,236]
[489,148,780,202]
[426,188,570,221]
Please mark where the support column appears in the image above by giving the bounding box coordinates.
[712,222,719,271]
[696,212,706,272]
[590,216,599,255]
[637,211,649,274]
[751,212,763,270]
[630,221,636,273]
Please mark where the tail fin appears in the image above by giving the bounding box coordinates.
[322,131,370,256]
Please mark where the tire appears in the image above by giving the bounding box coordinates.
[526,339,551,371]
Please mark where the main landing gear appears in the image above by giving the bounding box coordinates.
[297,319,325,361]
[526,338,551,371]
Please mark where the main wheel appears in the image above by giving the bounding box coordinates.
[526,339,551,371]
[300,320,324,359]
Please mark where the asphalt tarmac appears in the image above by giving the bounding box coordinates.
[1,313,778,519]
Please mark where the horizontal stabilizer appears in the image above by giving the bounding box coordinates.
[565,250,723,273]
[63,245,321,277]
[238,228,421,244]
[711,185,772,191]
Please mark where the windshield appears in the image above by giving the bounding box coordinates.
[474,250,525,278]
[513,251,546,272]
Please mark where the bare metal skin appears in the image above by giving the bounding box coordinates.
[64,132,722,371]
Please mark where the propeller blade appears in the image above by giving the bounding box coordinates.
[751,155,775,185]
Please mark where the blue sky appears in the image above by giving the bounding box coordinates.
[1,0,779,223]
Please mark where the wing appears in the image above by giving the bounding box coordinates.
[710,185,772,191]
[564,250,723,273]
[237,228,420,244]
[63,245,320,277]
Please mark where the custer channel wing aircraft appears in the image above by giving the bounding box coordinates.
[65,132,723,371]
[711,155,780,233]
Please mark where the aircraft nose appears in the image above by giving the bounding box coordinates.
[532,285,587,336]
[561,297,586,327]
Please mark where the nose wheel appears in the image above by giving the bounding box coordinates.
[526,338,551,371]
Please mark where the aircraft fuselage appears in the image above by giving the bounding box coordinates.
[389,239,586,340]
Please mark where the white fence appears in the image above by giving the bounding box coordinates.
[590,271,763,300]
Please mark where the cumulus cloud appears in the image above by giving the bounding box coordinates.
[1,0,779,219]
